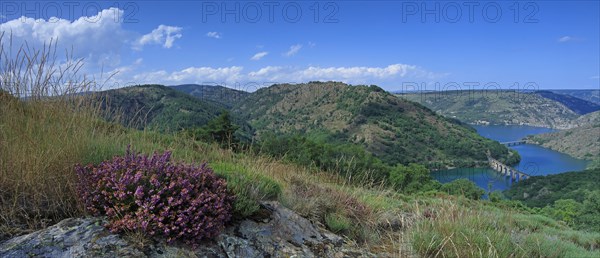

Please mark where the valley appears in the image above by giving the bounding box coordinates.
[3,79,599,257]
[92,83,598,194]
[2,2,599,256]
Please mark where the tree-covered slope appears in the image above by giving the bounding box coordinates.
[399,90,581,129]
[234,82,518,167]
[98,84,226,131]
[171,84,249,108]
[504,169,600,208]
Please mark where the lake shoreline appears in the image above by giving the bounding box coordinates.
[432,125,590,192]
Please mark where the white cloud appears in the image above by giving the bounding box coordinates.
[111,63,443,89]
[131,66,244,85]
[248,66,284,78]
[590,75,600,80]
[558,36,582,43]
[206,31,221,39]
[558,36,571,42]
[250,51,268,60]
[308,41,316,47]
[134,25,182,50]
[283,44,302,57]
[0,8,129,68]
[0,8,183,72]
[247,64,431,83]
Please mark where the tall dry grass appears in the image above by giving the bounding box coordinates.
[0,33,117,239]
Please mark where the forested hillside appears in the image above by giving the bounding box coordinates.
[505,169,600,231]
[234,82,518,168]
[97,85,226,131]
[171,84,249,108]
[505,169,600,207]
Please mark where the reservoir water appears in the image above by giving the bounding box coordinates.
[432,125,590,192]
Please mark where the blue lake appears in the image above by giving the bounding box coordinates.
[432,125,590,192]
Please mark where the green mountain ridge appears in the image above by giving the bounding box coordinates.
[170,84,249,108]
[233,82,518,168]
[97,84,227,131]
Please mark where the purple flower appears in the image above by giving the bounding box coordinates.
[134,185,144,199]
[75,146,234,247]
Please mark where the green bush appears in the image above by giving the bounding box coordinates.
[325,212,351,234]
[489,191,504,202]
[541,199,582,226]
[389,163,440,193]
[440,179,485,200]
[211,162,281,217]
[576,191,600,232]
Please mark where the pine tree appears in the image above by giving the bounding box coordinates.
[193,111,239,148]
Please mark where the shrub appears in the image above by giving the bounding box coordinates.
[489,191,504,202]
[389,163,440,193]
[325,212,351,233]
[541,199,582,226]
[75,147,234,246]
[211,161,282,217]
[440,178,485,200]
[576,191,600,232]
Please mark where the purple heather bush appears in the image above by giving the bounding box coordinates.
[75,146,234,246]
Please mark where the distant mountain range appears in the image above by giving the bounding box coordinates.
[398,90,600,129]
[549,89,600,105]
[535,91,600,115]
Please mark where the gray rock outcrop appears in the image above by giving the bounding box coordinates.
[0,201,375,258]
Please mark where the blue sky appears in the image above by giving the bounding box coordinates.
[1,1,598,91]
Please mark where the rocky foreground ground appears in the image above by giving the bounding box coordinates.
[0,202,381,258]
